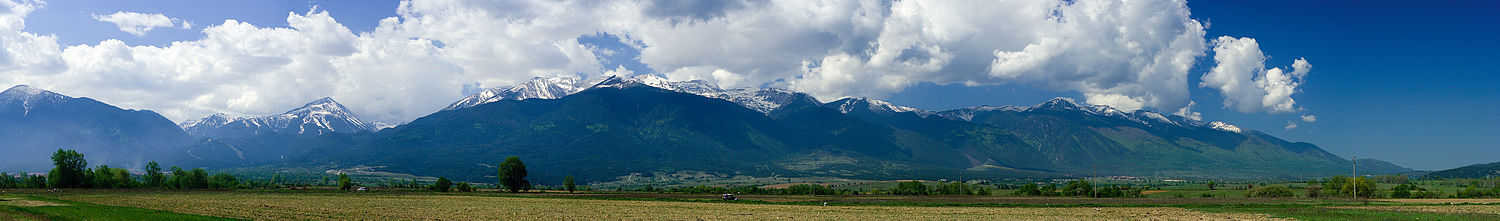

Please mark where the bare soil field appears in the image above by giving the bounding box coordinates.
[51,192,1284,220]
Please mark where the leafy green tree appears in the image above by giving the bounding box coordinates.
[188,168,210,189]
[563,175,576,193]
[455,182,473,192]
[23,174,46,189]
[209,174,239,189]
[1343,176,1376,198]
[1095,185,1127,198]
[1040,183,1060,196]
[975,186,992,195]
[168,166,187,189]
[497,156,528,193]
[112,167,136,188]
[892,181,928,195]
[1206,180,1216,190]
[1014,183,1042,196]
[47,149,88,188]
[80,168,95,188]
[0,172,16,188]
[1062,180,1093,197]
[144,161,164,188]
[338,173,353,191]
[432,177,453,192]
[92,165,115,188]
[1391,184,1418,198]
[270,174,283,187]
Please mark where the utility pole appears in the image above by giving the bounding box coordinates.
[1352,155,1357,201]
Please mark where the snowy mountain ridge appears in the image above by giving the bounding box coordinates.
[442,76,1241,133]
[183,97,380,138]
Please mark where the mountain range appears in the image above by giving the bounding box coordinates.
[0,78,1418,183]
[0,85,193,171]
[180,97,380,138]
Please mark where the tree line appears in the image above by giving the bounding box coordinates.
[0,149,276,190]
[1009,180,1145,198]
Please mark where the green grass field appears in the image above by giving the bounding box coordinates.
[1,195,231,221]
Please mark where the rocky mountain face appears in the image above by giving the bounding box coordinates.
[0,85,193,171]
[280,77,1396,183]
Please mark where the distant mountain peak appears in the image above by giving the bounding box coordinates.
[823,97,934,118]
[180,113,236,128]
[444,75,592,111]
[1,85,68,100]
[1032,97,1084,110]
[592,74,673,89]
[286,97,353,115]
[183,97,376,138]
[3,85,45,95]
[1208,121,1243,133]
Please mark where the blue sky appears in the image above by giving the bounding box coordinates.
[6,0,1497,170]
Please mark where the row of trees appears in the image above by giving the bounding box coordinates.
[1010,180,1144,198]
[892,181,994,196]
[0,149,248,190]
[1306,175,1377,198]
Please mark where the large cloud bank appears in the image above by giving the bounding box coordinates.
[0,0,1310,123]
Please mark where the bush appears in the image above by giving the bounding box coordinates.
[209,174,239,189]
[431,177,452,192]
[1248,185,1296,198]
[1062,180,1092,197]
[892,181,928,195]
[455,182,473,192]
[1013,183,1042,196]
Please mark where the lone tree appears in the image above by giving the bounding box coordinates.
[432,177,453,192]
[47,149,88,188]
[497,156,528,193]
[144,161,164,188]
[338,173,353,191]
[563,175,576,193]
[1206,180,1217,190]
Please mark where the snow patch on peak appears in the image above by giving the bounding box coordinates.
[828,97,929,116]
[4,85,45,95]
[936,105,1026,121]
[2,85,68,100]
[444,76,592,111]
[1208,121,1243,133]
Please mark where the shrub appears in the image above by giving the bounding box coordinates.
[1248,185,1295,198]
[892,181,928,195]
[431,177,452,192]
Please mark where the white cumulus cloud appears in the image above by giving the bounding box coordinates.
[1301,114,1317,122]
[1202,36,1311,113]
[91,11,191,36]
[0,0,1311,125]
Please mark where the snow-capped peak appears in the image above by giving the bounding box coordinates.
[285,97,352,116]
[935,105,1026,121]
[444,76,592,111]
[2,85,76,116]
[1,85,69,101]
[183,97,377,138]
[1208,121,1243,133]
[1033,97,1082,109]
[591,75,677,90]
[826,97,929,116]
[3,85,46,96]
[179,113,236,128]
